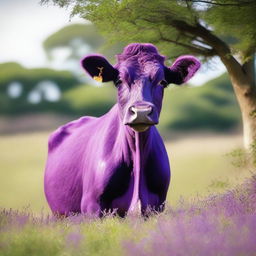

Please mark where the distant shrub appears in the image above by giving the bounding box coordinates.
[0,67,242,133]
[250,141,256,166]
[226,148,248,168]
[209,178,229,189]
[62,83,116,116]
[226,141,256,168]
[160,73,241,132]
[0,62,79,116]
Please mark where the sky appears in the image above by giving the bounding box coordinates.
[0,0,226,85]
[0,0,83,67]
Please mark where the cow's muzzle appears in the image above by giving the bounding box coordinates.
[124,102,158,132]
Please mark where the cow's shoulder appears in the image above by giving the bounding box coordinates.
[151,127,165,148]
[48,116,96,151]
[147,127,169,166]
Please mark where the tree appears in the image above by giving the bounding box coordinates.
[0,62,79,115]
[42,0,256,149]
[43,23,104,60]
[43,23,125,62]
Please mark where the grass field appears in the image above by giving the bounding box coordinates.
[1,131,255,256]
[0,131,251,212]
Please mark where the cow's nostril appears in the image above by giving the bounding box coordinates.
[129,106,136,115]
[148,106,153,116]
[126,104,157,125]
[129,105,153,117]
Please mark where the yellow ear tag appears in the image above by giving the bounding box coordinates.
[93,67,104,82]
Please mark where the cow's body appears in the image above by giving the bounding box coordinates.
[44,43,200,217]
[45,104,170,216]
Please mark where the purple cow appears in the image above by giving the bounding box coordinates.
[44,43,200,217]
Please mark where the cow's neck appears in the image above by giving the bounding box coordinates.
[122,125,153,212]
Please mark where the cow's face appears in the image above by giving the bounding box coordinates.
[81,43,200,132]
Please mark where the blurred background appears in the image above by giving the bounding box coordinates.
[0,0,251,213]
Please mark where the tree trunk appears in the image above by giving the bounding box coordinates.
[226,56,256,149]
[164,20,256,149]
[175,21,256,149]
[233,84,256,149]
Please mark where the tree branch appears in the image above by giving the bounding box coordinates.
[137,16,217,57]
[168,19,246,77]
[165,18,255,89]
[187,0,255,7]
[181,33,213,49]
[158,30,216,57]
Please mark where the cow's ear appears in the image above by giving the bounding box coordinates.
[81,55,119,83]
[164,56,200,85]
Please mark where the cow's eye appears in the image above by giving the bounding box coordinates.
[114,79,122,88]
[159,80,168,88]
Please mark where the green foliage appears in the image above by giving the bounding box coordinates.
[63,83,116,116]
[0,62,77,90]
[41,0,256,62]
[226,148,248,168]
[43,23,126,62]
[209,178,229,189]
[44,23,103,50]
[43,23,104,59]
[250,141,256,166]
[204,1,256,56]
[82,0,198,58]
[226,140,256,168]
[0,62,79,115]
[160,73,240,131]
[0,59,241,132]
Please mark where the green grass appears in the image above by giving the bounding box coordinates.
[0,213,140,256]
[1,207,163,256]
[0,131,254,256]
[0,131,250,213]
[0,133,48,211]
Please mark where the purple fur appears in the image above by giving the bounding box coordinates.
[44,43,200,217]
[167,55,201,84]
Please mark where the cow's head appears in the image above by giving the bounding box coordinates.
[81,43,200,132]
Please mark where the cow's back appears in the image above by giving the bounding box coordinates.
[48,116,96,151]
